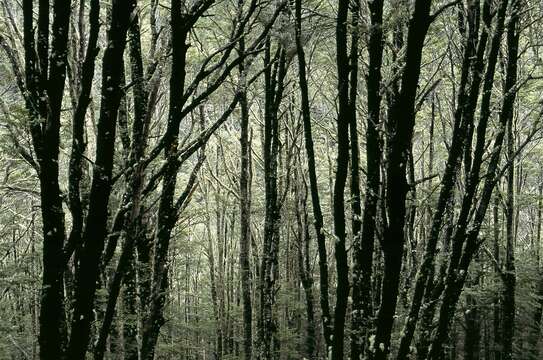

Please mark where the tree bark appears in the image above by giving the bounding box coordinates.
[502,1,521,357]
[351,0,384,357]
[397,1,491,356]
[239,31,253,360]
[372,1,432,358]
[67,1,134,357]
[331,1,351,357]
[426,0,519,356]
[22,0,72,358]
[259,39,287,359]
[294,0,332,351]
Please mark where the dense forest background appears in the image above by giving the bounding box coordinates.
[1,0,543,359]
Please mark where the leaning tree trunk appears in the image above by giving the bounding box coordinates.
[372,1,432,358]
[140,3,189,358]
[92,3,154,358]
[66,1,134,358]
[426,0,519,356]
[397,1,492,356]
[294,0,332,351]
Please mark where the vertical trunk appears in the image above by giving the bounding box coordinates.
[259,39,287,359]
[239,32,253,360]
[295,169,316,359]
[331,1,351,357]
[294,0,332,350]
[22,0,72,357]
[531,180,543,359]
[67,0,100,262]
[122,250,139,360]
[207,202,222,359]
[493,196,503,360]
[93,4,155,355]
[351,0,384,357]
[464,281,481,360]
[137,216,153,335]
[502,3,521,357]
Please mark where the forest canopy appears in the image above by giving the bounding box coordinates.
[1,0,543,359]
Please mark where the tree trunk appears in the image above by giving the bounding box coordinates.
[22,0,72,357]
[140,4,189,356]
[331,1,351,357]
[239,32,253,360]
[259,39,287,360]
[351,0,384,357]
[531,180,543,359]
[294,0,332,351]
[502,2,521,358]
[426,0,519,356]
[67,1,133,357]
[372,1,432,358]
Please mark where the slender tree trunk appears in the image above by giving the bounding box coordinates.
[351,0,384,357]
[140,3,189,355]
[239,32,253,360]
[331,1,351,357]
[493,196,503,360]
[122,251,139,360]
[294,0,332,351]
[295,170,316,359]
[427,0,519,356]
[22,0,72,357]
[502,2,521,358]
[372,1,432,358]
[66,0,100,262]
[259,39,287,360]
[531,180,543,359]
[93,5,154,358]
[397,1,490,356]
[464,279,481,360]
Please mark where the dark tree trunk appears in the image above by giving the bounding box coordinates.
[464,281,481,360]
[22,0,72,358]
[122,250,139,360]
[66,0,100,263]
[426,0,519,356]
[294,0,332,351]
[295,171,316,359]
[93,3,154,358]
[372,1,432,358]
[259,38,287,359]
[239,31,253,360]
[140,4,189,357]
[531,181,543,359]
[331,1,351,357]
[502,1,521,358]
[493,197,503,360]
[66,0,134,357]
[351,0,384,357]
[397,1,491,356]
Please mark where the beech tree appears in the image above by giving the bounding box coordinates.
[1,0,543,359]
